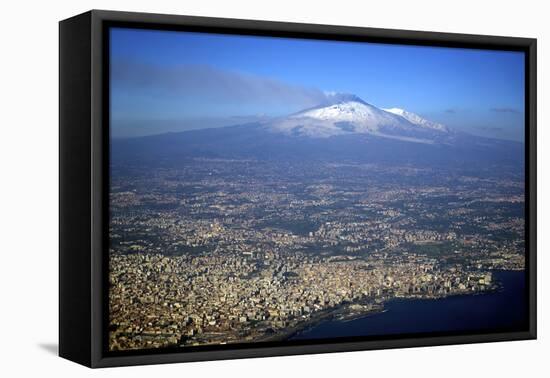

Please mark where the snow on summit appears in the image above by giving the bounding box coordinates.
[383,108,448,132]
[266,94,450,142]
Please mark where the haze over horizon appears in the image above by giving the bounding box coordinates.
[110,27,525,142]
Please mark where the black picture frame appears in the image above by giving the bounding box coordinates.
[59,9,537,368]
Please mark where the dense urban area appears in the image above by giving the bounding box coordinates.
[108,159,525,351]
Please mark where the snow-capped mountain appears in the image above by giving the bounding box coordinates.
[265,94,450,143]
[112,92,522,168]
[383,107,448,132]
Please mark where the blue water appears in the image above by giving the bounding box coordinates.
[291,270,527,340]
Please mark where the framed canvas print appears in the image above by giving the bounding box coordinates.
[59,10,536,368]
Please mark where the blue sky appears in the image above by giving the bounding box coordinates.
[110,27,525,141]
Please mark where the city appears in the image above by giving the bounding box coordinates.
[108,159,525,351]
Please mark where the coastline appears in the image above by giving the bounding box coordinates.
[253,302,387,343]
[289,270,526,341]
[253,274,507,343]
[185,269,522,347]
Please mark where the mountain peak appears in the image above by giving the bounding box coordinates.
[294,100,382,122]
[322,92,369,106]
[383,108,448,132]
[384,107,406,116]
[265,94,450,142]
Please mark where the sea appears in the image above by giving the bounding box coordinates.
[291,270,527,340]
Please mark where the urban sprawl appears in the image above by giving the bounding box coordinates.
[109,160,525,351]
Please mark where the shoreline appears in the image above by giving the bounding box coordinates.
[253,303,386,343]
[188,270,518,347]
[252,283,504,343]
